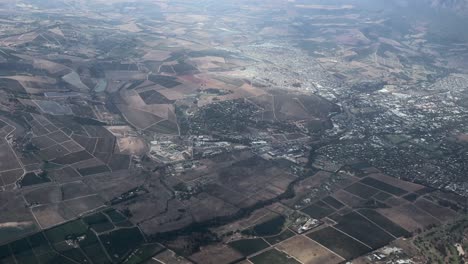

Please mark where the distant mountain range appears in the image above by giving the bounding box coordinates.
[429,0,468,12]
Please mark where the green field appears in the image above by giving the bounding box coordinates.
[228,238,269,256]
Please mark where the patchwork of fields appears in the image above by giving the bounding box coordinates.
[0,0,467,263]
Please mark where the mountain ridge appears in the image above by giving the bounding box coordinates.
[429,0,468,13]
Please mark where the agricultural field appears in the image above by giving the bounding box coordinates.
[276,236,344,264]
[228,238,270,257]
[0,0,467,264]
[0,209,157,264]
[249,248,300,264]
[307,227,371,260]
[214,166,464,263]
